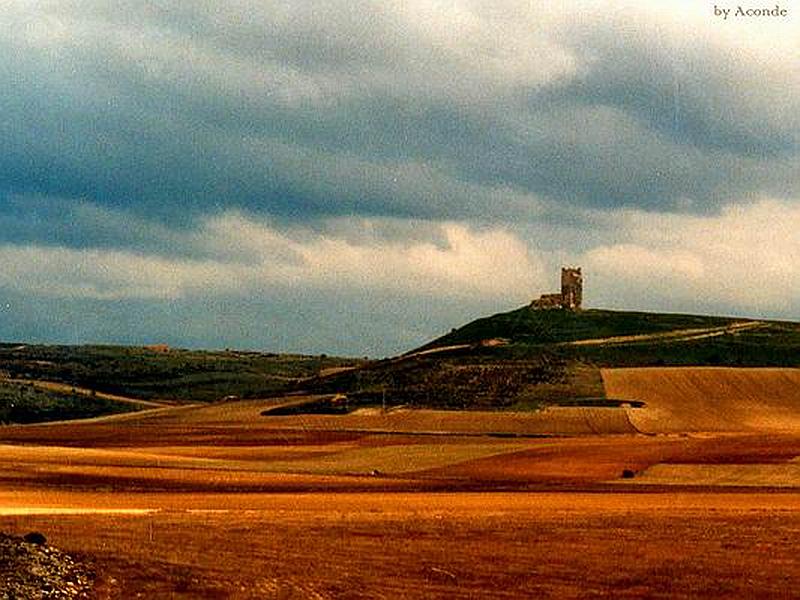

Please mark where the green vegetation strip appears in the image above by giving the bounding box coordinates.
[0,381,140,424]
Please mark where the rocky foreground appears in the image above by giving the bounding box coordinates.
[1,532,94,599]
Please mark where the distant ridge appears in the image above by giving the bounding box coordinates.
[2,307,798,418]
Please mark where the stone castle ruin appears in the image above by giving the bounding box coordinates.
[531,267,583,311]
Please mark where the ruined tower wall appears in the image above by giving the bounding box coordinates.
[560,267,583,310]
[531,266,584,311]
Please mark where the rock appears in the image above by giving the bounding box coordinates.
[23,532,47,546]
[1,532,94,599]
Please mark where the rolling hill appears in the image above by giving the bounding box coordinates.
[297,307,800,410]
[1,306,798,421]
[419,307,743,349]
[0,344,362,411]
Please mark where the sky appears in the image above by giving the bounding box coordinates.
[0,0,798,356]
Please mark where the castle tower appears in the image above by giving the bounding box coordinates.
[560,267,582,310]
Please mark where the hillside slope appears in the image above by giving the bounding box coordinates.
[0,344,363,404]
[603,367,800,433]
[420,308,743,349]
[418,307,800,367]
[298,307,800,410]
[3,308,798,418]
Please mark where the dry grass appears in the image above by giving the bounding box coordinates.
[626,463,800,487]
[239,442,527,475]
[2,492,800,599]
[602,367,800,433]
[257,406,638,435]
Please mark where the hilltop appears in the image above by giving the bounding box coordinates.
[421,308,742,348]
[297,307,800,410]
[416,307,800,366]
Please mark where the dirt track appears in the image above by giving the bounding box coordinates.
[1,378,172,409]
[567,320,764,347]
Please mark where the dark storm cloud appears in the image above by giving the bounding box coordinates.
[1,0,797,246]
[561,23,799,158]
[0,194,202,256]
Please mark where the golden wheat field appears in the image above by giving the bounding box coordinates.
[603,367,800,433]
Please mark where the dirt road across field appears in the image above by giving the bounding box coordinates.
[1,377,172,408]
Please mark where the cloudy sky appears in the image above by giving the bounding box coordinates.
[0,1,798,356]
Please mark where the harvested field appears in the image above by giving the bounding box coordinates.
[3,382,800,597]
[224,442,528,475]
[154,397,642,435]
[602,367,800,433]
[2,493,800,599]
[628,463,800,487]
[0,401,640,447]
[260,405,639,435]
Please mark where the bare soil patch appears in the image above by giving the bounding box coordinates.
[2,493,800,599]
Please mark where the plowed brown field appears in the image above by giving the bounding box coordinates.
[2,374,800,598]
[2,492,800,599]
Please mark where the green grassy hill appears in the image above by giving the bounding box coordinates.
[297,307,800,411]
[0,380,140,424]
[420,307,800,367]
[420,308,740,348]
[0,344,363,404]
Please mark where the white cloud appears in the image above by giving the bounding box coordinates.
[3,198,797,320]
[0,214,546,303]
[584,199,800,314]
[0,245,244,300]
